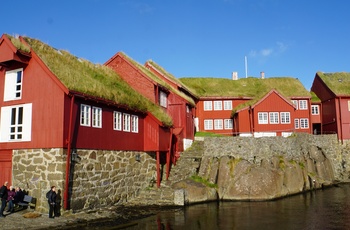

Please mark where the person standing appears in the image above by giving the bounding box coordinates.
[47,186,57,218]
[6,186,15,213]
[0,181,8,217]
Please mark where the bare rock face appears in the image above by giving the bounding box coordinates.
[172,179,217,204]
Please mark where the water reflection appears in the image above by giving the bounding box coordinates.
[126,184,350,230]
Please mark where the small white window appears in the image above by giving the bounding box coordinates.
[269,112,279,124]
[159,91,167,108]
[0,103,32,142]
[292,100,298,109]
[123,113,130,132]
[224,101,232,110]
[186,105,190,113]
[214,119,223,130]
[311,105,319,115]
[204,119,213,130]
[204,101,212,111]
[258,112,268,124]
[224,119,233,129]
[214,101,223,111]
[281,112,291,124]
[113,111,122,131]
[131,115,139,133]
[4,68,23,101]
[80,104,91,126]
[299,100,308,110]
[300,118,309,129]
[92,107,102,128]
[294,119,299,129]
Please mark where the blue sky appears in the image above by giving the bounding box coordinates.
[3,1,350,90]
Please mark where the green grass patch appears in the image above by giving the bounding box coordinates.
[6,34,30,53]
[317,71,350,95]
[190,175,218,188]
[195,132,225,137]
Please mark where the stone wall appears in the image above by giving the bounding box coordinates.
[12,148,157,213]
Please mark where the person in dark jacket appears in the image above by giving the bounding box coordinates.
[48,186,57,218]
[0,181,8,217]
[13,187,24,205]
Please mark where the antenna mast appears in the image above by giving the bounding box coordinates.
[245,56,248,78]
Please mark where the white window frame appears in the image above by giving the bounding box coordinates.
[214,119,223,130]
[300,118,309,129]
[299,100,308,110]
[0,103,32,142]
[213,101,223,111]
[224,100,232,110]
[269,112,279,124]
[292,100,298,110]
[224,119,233,129]
[4,68,23,101]
[113,111,122,131]
[131,115,139,133]
[258,112,268,124]
[159,91,167,108]
[123,113,130,132]
[294,119,299,129]
[280,112,291,124]
[204,119,213,130]
[203,101,212,111]
[80,104,91,127]
[92,107,102,128]
[311,105,319,115]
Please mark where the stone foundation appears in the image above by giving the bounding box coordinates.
[12,148,157,213]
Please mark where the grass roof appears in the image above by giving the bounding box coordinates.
[317,71,350,95]
[310,91,321,103]
[179,77,310,98]
[16,36,172,126]
[119,53,196,106]
[5,34,30,53]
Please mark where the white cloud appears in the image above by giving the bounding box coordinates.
[249,42,288,58]
[261,49,273,57]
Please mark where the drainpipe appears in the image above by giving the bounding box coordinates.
[166,128,173,180]
[338,97,343,144]
[64,94,75,210]
[249,106,254,135]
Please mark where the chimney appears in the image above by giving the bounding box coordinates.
[260,71,265,79]
[232,72,238,80]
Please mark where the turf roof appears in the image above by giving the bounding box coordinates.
[119,53,196,106]
[179,77,311,98]
[10,35,172,127]
[317,71,350,95]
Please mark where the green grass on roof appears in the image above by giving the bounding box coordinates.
[317,71,350,95]
[120,53,196,106]
[6,34,30,53]
[21,36,172,126]
[180,77,310,98]
[310,91,321,103]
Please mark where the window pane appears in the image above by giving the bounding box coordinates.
[18,107,23,124]
[11,108,16,125]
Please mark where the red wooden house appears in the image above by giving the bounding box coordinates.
[104,53,196,155]
[0,34,172,210]
[180,76,312,137]
[311,72,350,141]
[310,92,322,134]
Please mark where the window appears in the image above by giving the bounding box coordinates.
[92,107,102,128]
[311,105,319,115]
[258,112,268,124]
[214,119,223,130]
[214,101,223,110]
[269,112,279,124]
[186,105,190,113]
[0,103,32,142]
[80,104,91,126]
[299,100,308,110]
[294,119,299,129]
[224,101,232,110]
[204,120,213,130]
[224,119,233,129]
[113,111,122,130]
[300,118,309,129]
[292,100,298,109]
[159,91,167,108]
[123,113,130,132]
[4,68,23,101]
[280,112,291,124]
[131,115,139,133]
[204,101,212,111]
